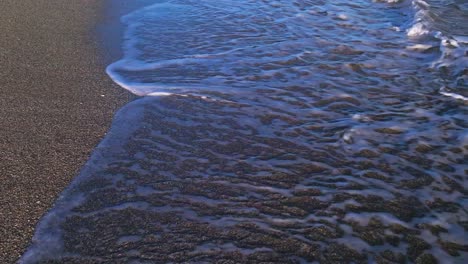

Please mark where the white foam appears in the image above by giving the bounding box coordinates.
[439,87,468,101]
[407,22,429,38]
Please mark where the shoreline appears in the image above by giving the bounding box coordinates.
[97,0,157,65]
[0,0,132,262]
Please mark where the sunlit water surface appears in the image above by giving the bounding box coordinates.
[22,0,467,263]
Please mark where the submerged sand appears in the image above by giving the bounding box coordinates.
[0,0,131,262]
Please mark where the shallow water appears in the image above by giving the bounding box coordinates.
[22,0,467,263]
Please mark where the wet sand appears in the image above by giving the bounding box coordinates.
[0,0,131,262]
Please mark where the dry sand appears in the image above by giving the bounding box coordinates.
[0,0,131,262]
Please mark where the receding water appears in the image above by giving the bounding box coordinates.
[22,0,467,263]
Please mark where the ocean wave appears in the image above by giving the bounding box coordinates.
[22,0,468,263]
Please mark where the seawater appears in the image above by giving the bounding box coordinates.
[22,0,467,263]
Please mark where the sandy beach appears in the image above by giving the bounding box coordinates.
[0,0,130,262]
[3,0,468,263]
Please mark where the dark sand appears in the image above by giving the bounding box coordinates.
[0,0,131,262]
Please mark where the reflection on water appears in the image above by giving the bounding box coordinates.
[22,0,467,263]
